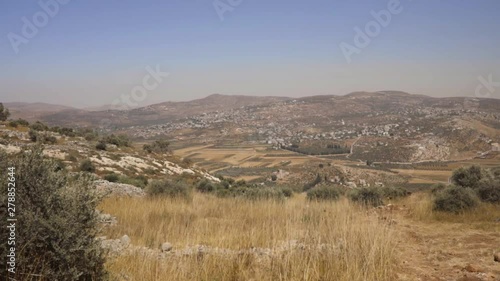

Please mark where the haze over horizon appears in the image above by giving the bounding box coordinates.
[1,0,499,108]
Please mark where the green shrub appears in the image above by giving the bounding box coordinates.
[451,165,483,189]
[16,118,29,126]
[430,183,447,194]
[28,129,38,142]
[348,187,383,207]
[102,134,131,147]
[104,173,119,182]
[96,141,107,151]
[433,186,479,213]
[28,130,57,144]
[0,103,10,121]
[8,120,18,128]
[379,186,409,199]
[0,146,107,280]
[239,187,285,201]
[196,179,216,193]
[303,174,322,191]
[476,181,500,204]
[146,179,191,199]
[279,186,294,198]
[79,159,96,173]
[215,188,231,198]
[307,186,340,201]
[30,121,48,132]
[117,175,148,189]
[214,186,285,201]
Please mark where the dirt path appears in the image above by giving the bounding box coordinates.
[392,215,500,281]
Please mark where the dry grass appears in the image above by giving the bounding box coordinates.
[100,194,396,281]
[402,192,500,230]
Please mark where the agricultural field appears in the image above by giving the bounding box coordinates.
[174,144,311,175]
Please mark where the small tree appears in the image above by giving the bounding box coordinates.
[433,186,479,213]
[0,146,107,280]
[451,165,483,189]
[80,159,96,173]
[0,103,10,121]
[96,141,107,151]
[349,187,384,207]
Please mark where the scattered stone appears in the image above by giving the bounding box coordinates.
[97,212,118,226]
[161,242,173,252]
[120,235,131,247]
[494,252,500,262]
[464,263,483,273]
[94,180,146,197]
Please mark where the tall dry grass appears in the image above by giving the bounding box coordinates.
[403,192,500,230]
[100,193,396,281]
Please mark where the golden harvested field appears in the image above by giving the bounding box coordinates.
[175,145,310,173]
[393,169,451,183]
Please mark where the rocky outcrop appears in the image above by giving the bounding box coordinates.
[94,180,146,197]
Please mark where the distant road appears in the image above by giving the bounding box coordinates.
[346,136,362,159]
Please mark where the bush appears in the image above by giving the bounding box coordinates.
[8,120,18,128]
[96,141,107,151]
[238,187,285,201]
[214,186,285,201]
[30,121,48,132]
[349,187,384,207]
[476,181,500,204]
[146,179,191,199]
[113,175,148,189]
[0,146,107,280]
[433,186,480,213]
[79,159,96,173]
[430,183,447,194]
[279,186,294,198]
[303,174,322,191]
[196,179,215,193]
[215,188,231,198]
[28,130,57,144]
[102,134,131,147]
[0,103,10,121]
[451,165,483,189]
[379,186,409,199]
[143,144,153,153]
[16,118,29,126]
[104,173,119,182]
[307,186,340,201]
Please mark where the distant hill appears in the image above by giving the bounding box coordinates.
[4,102,76,121]
[3,92,500,128]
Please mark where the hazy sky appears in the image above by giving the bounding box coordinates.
[1,0,499,108]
